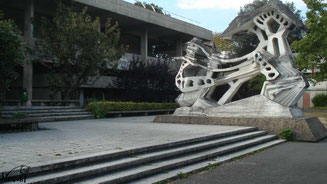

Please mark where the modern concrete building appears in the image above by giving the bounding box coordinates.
[0,0,212,105]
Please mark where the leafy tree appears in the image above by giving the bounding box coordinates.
[35,2,126,99]
[0,11,26,97]
[212,33,234,52]
[291,0,327,83]
[239,0,270,13]
[134,1,167,15]
[113,57,178,102]
[212,32,265,99]
[240,0,302,19]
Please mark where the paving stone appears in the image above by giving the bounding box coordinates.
[0,116,245,172]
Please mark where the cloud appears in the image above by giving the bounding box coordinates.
[177,0,252,10]
[177,0,306,10]
[289,0,307,9]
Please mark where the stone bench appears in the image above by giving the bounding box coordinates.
[0,109,176,131]
[0,118,40,131]
[0,115,92,131]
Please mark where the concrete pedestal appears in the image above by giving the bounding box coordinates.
[153,115,327,142]
[175,95,304,118]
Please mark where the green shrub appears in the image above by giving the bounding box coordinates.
[279,128,293,141]
[312,93,327,107]
[86,101,179,119]
[134,1,165,14]
[11,112,27,119]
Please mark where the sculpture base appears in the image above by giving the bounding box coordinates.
[153,115,327,142]
[175,95,304,118]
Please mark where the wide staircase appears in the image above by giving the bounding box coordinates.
[1,106,93,122]
[1,127,284,184]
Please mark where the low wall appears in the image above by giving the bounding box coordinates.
[153,115,327,142]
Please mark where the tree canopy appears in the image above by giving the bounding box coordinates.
[291,0,327,82]
[239,0,270,14]
[35,1,126,99]
[113,57,178,102]
[240,0,302,20]
[212,33,233,53]
[134,1,166,15]
[0,11,26,95]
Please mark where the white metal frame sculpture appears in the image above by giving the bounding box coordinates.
[175,0,308,109]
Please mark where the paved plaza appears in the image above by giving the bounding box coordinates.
[0,116,247,172]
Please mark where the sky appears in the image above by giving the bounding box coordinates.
[124,0,308,33]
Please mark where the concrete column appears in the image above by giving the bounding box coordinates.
[98,17,101,32]
[23,0,34,106]
[79,88,84,107]
[176,40,183,57]
[140,30,148,60]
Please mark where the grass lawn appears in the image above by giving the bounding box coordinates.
[311,107,327,110]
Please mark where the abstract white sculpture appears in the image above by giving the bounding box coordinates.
[174,0,309,118]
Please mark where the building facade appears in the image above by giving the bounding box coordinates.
[0,0,212,105]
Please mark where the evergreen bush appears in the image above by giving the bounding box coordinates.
[312,93,327,107]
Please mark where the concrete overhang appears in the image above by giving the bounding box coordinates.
[74,0,212,41]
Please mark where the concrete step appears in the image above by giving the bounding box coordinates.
[71,135,278,184]
[132,139,285,184]
[0,128,257,183]
[22,131,267,184]
[1,111,92,118]
[1,129,282,184]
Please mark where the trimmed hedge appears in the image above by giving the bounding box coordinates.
[312,93,327,107]
[86,101,179,119]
